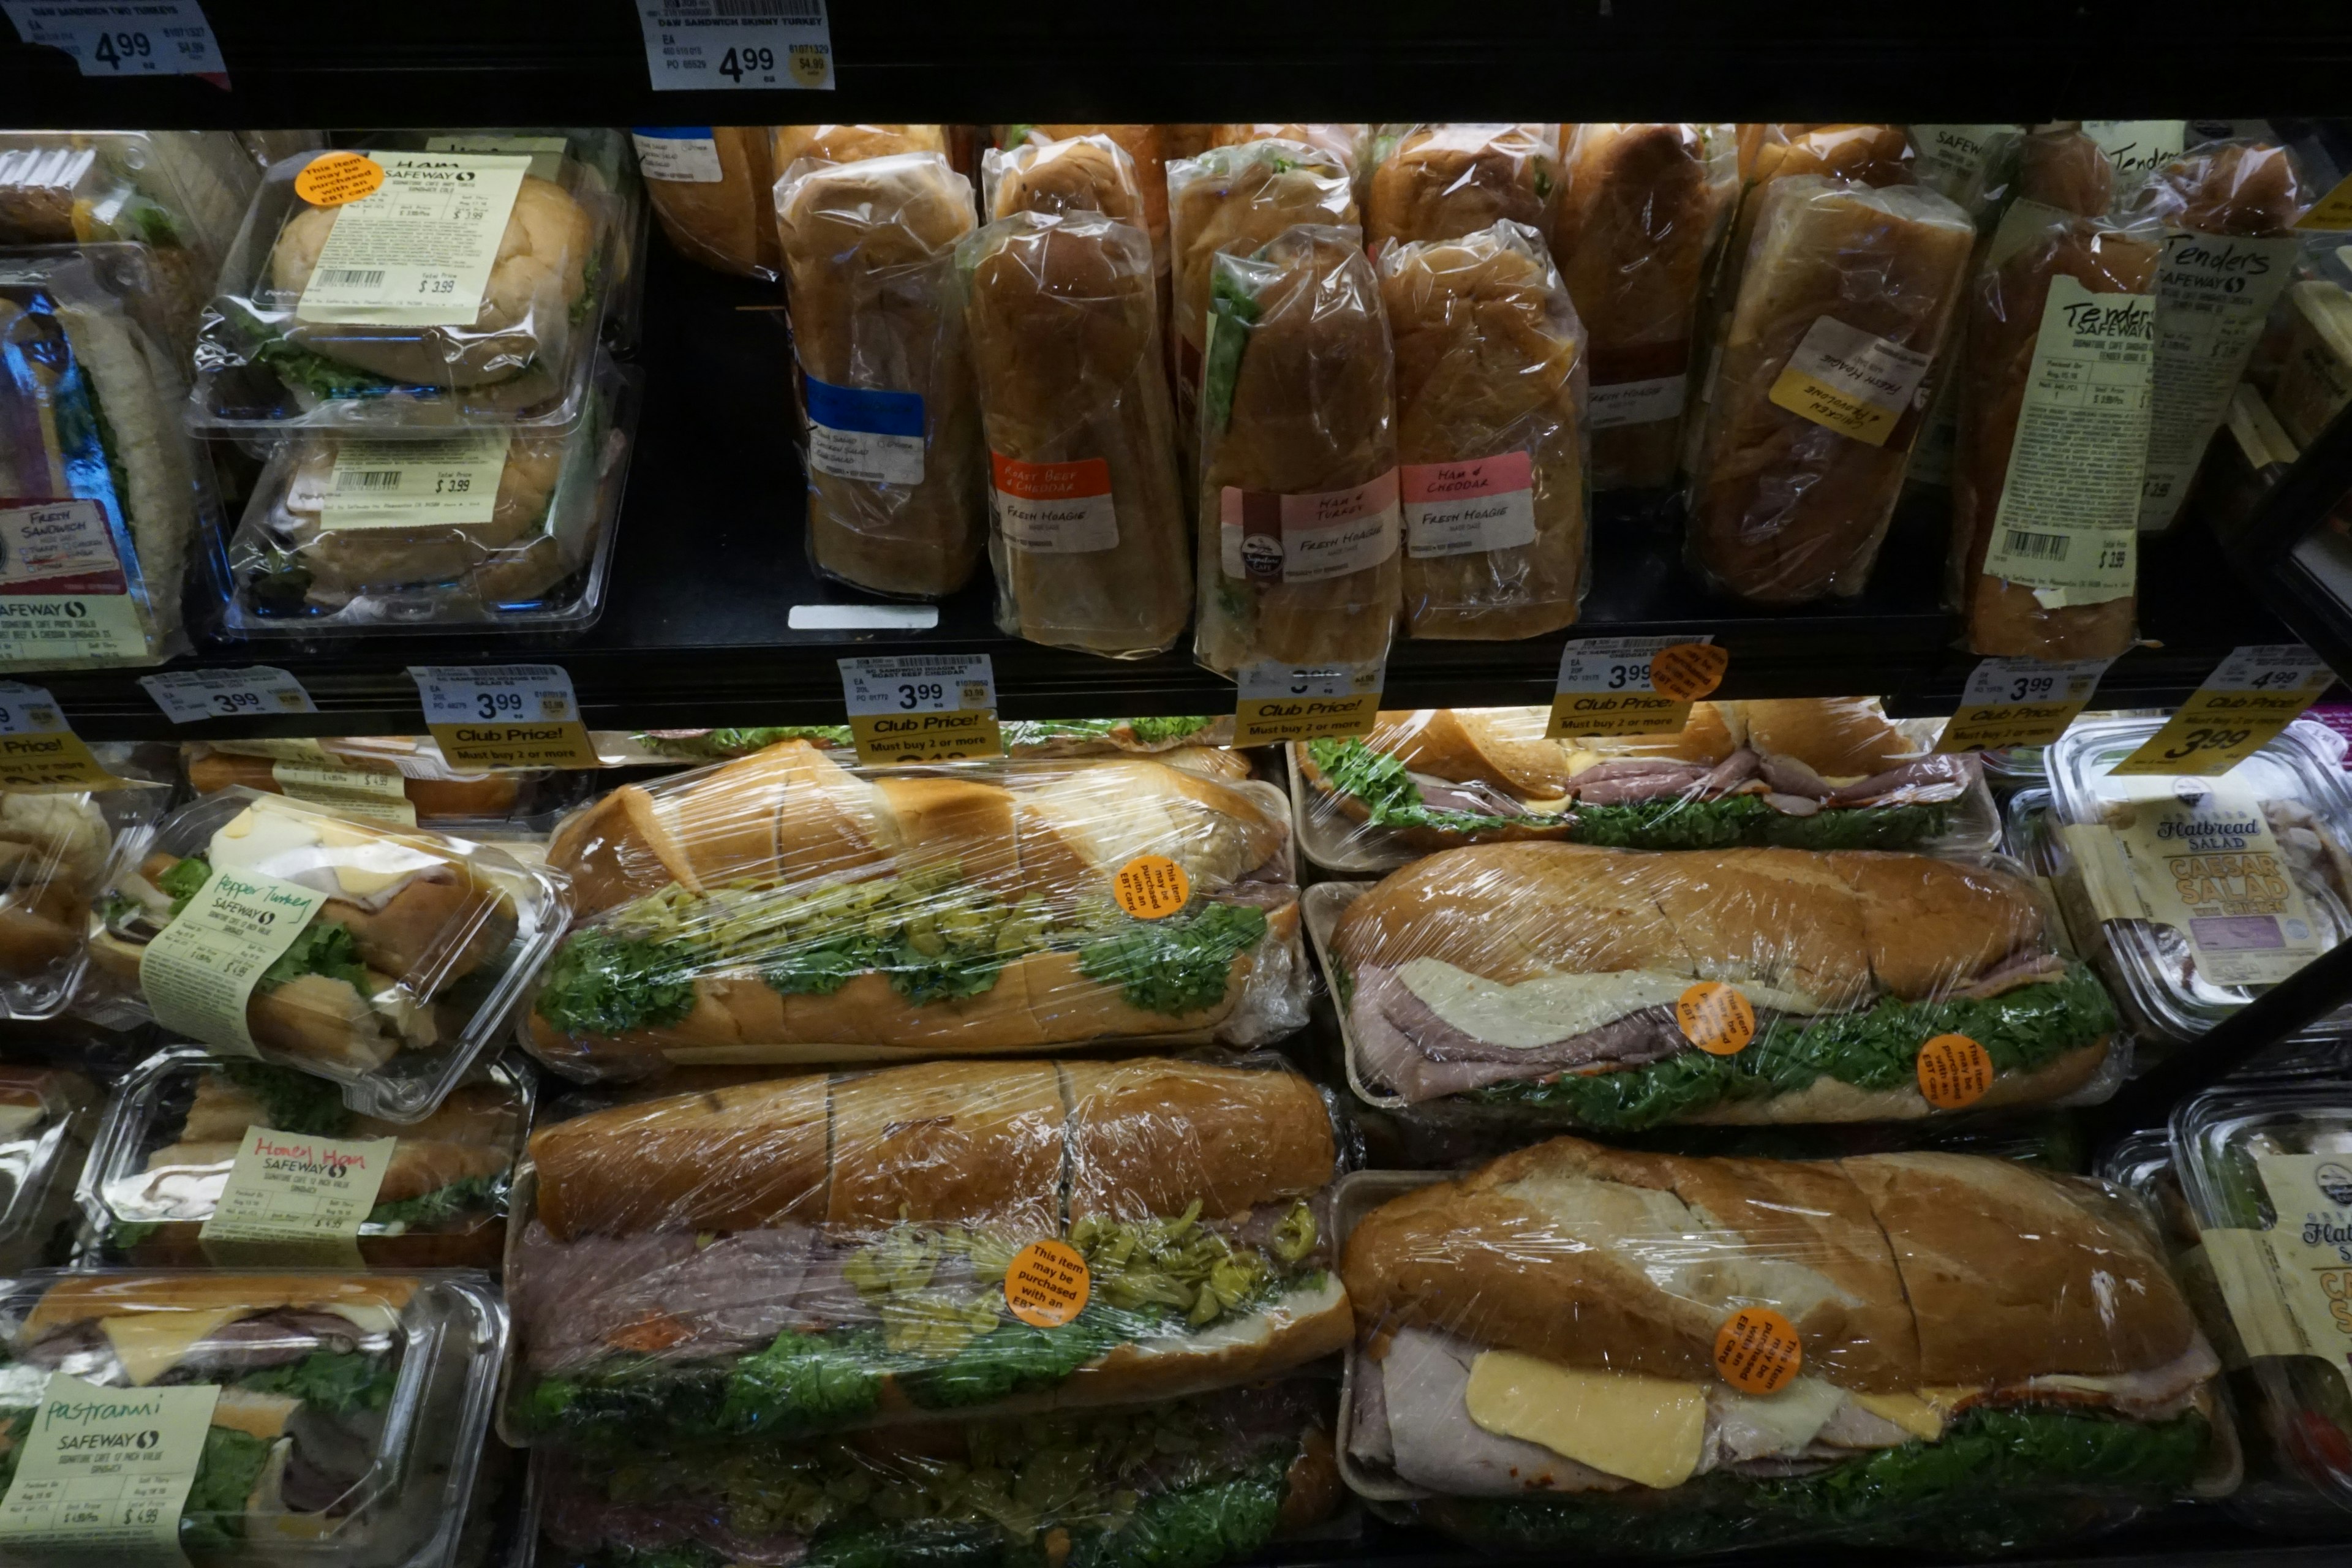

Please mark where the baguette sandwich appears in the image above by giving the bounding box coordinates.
[510,1057,1352,1445]
[628,715,1234,763]
[1326,842,2117,1123]
[184,743,524,824]
[1341,1139,2225,1553]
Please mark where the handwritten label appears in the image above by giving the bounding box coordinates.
[0,1374,217,1562]
[138,870,325,1058]
[410,664,600,769]
[839,654,1002,763]
[139,668,317,726]
[1766,315,1932,445]
[2111,645,2335,777]
[198,1126,396,1268]
[1218,472,1403,584]
[1401,451,1537,559]
[992,454,1117,553]
[295,151,532,329]
[1936,655,2113,753]
[1233,660,1384,747]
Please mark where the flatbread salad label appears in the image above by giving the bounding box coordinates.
[295,151,533,328]
[2140,233,2299,532]
[1917,1033,1994,1109]
[1112,856,1190,921]
[2112,644,2335,777]
[1401,450,1537,559]
[0,682,125,792]
[1005,1239,1091,1329]
[0,498,155,665]
[631,128,726,183]
[314,434,511,529]
[0,1373,219,1562]
[805,375,926,485]
[1936,654,2114,753]
[2090,774,2327,987]
[1713,1308,1802,1394]
[269,761,418,826]
[839,653,1003,764]
[1219,470,1402,584]
[991,454,1117,553]
[1588,372,1687,431]
[1979,276,2157,607]
[1233,660,1384,746]
[198,1125,398,1268]
[1766,315,1933,445]
[138,869,327,1057]
[411,663,601,769]
[2200,1155,2352,1395]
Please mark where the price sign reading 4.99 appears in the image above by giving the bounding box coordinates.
[1936,654,2114,754]
[409,665,601,769]
[633,0,835,91]
[2109,644,2337,777]
[839,654,1003,763]
[1547,636,1724,741]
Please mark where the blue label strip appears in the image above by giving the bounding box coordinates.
[805,376,925,438]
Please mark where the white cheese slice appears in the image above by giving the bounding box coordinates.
[0,1105,45,1144]
[1852,1391,1948,1442]
[1396,959,1834,1051]
[323,1302,403,1340]
[100,1307,250,1386]
[1713,1374,1847,1460]
[1464,1351,1707,1490]
[210,1388,300,1441]
[212,800,441,907]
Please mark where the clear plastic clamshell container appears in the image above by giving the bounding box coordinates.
[180,742,594,835]
[190,143,618,434]
[83,788,568,1123]
[1,750,170,1020]
[216,355,638,636]
[0,1066,97,1273]
[2041,717,2352,1047]
[78,1047,531,1271]
[0,1268,505,1567]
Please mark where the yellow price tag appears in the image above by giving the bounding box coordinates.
[1936,654,2113,753]
[848,709,1005,763]
[839,654,1005,765]
[2298,171,2352,232]
[2109,645,2334,776]
[1546,636,1716,741]
[410,664,601,769]
[1232,661,1384,747]
[0,682,129,791]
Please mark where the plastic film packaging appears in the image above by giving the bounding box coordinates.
[622,714,1237,766]
[1333,1140,2232,1555]
[1211,124,1366,174]
[0,1066,94,1272]
[1294,700,1998,873]
[1194,225,1400,675]
[77,1047,529,1271]
[996,124,1170,271]
[776,151,984,600]
[1,753,168,1020]
[960,209,1189,657]
[83,788,569,1122]
[1907,124,2025,221]
[181,742,586,832]
[770,124,946,173]
[1381,220,1588,639]
[1686,176,1973,603]
[1311,840,2124,1126]
[521,1378,1343,1568]
[0,1268,505,1566]
[984,132,1147,236]
[524,742,1303,1080]
[192,144,615,432]
[503,1054,1352,1447]
[1714,124,1918,310]
[1363,124,1560,252]
[633,126,778,280]
[1553,123,1740,490]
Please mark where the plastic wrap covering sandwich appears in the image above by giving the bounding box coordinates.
[526,742,1303,1078]
[0,1270,504,1565]
[1363,124,1560,252]
[86,790,567,1121]
[83,1050,528,1270]
[183,741,554,829]
[994,124,1170,279]
[1685,174,1973,603]
[219,354,638,633]
[505,1057,1352,1448]
[0,1066,94,1272]
[193,144,611,430]
[1951,127,2164,659]
[526,1379,1341,1568]
[1297,699,1994,869]
[627,715,1237,766]
[632,127,780,280]
[771,124,946,172]
[0,248,203,671]
[1194,226,1401,675]
[776,150,984,600]
[1551,124,1739,490]
[1705,124,1918,339]
[1312,842,2121,1126]
[1381,219,1587,639]
[1335,1141,2231,1555]
[1,764,164,1018]
[962,205,1191,657]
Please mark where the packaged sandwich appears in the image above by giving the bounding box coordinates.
[1194,226,1400,675]
[1552,123,1740,489]
[524,742,1303,1079]
[1714,124,1918,301]
[1,761,168,1020]
[84,790,568,1121]
[631,126,778,279]
[524,1377,1341,1568]
[984,131,1147,233]
[0,1066,94,1272]
[995,123,1169,263]
[771,124,946,172]
[1294,699,1998,872]
[1907,124,2025,219]
[1211,124,1366,171]
[1687,176,1974,603]
[0,247,206,671]
[1363,124,1560,252]
[962,209,1190,658]
[1380,219,1587,639]
[0,1269,504,1564]
[181,741,579,831]
[776,151,985,600]
[1335,1139,2231,1555]
[1311,841,2122,1125]
[505,1055,1351,1446]
[192,144,614,432]
[78,1048,529,1270]
[625,715,1240,767]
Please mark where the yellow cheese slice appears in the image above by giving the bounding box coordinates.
[210,1389,301,1442]
[100,1307,251,1386]
[1851,1391,1947,1442]
[1917,1385,1983,1419]
[1465,1351,1707,1490]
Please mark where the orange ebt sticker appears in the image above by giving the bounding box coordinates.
[295,151,386,208]
[1714,1307,1803,1393]
[1112,855,1191,921]
[1676,982,1756,1056]
[1649,643,1728,702]
[1005,1239,1091,1328]
[1917,1033,1994,1110]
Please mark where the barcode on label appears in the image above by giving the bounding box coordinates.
[667,0,821,15]
[2002,529,2070,559]
[318,268,386,288]
[335,470,402,492]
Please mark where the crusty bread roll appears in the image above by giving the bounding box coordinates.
[1363,708,1583,797]
[2143,140,2305,236]
[530,1074,832,1240]
[772,124,945,171]
[829,1061,1066,1232]
[186,748,522,821]
[1063,1058,1335,1224]
[1210,124,1365,170]
[1365,125,1558,252]
[21,1273,417,1337]
[2016,127,2117,219]
[1002,126,1168,252]
[1730,697,1918,776]
[644,126,778,277]
[987,135,1144,231]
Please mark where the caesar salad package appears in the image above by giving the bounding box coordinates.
[1,751,169,1020]
[0,1066,96,1273]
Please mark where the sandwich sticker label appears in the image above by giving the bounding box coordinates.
[1936,654,2114,753]
[1547,636,1721,741]
[1713,1308,1802,1395]
[2111,644,2334,776]
[0,498,154,666]
[0,1373,218,1560]
[412,664,602,769]
[804,375,926,486]
[139,869,328,1058]
[294,151,533,328]
[425,133,569,182]
[838,654,1003,763]
[138,667,317,726]
[199,1125,398,1268]
[1588,374,1687,431]
[631,129,726,183]
[313,434,510,529]
[1401,451,1537,559]
[1112,856,1190,921]
[2201,1155,2352,1398]
[1218,470,1401,584]
[991,454,1117,553]
[2140,233,2299,533]
[1233,660,1384,746]
[1916,1033,1994,1109]
[1979,276,2156,606]
[1676,982,1754,1056]
[270,761,417,827]
[1005,1239,1091,1328]
[0,682,128,791]
[1766,315,1933,447]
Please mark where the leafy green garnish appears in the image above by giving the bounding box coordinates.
[533,927,703,1037]
[1123,715,1216,746]
[258,919,368,995]
[1077,904,1267,1017]
[158,853,214,915]
[366,1172,503,1231]
[178,1425,272,1555]
[630,726,851,760]
[1069,1454,1289,1568]
[718,1330,887,1435]
[237,1349,397,1417]
[221,1060,350,1138]
[1200,269,1262,435]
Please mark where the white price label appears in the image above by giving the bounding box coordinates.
[199,1125,397,1268]
[1,0,224,77]
[1232,660,1385,746]
[1234,660,1385,701]
[1553,635,1702,695]
[0,680,69,737]
[410,663,581,728]
[634,0,834,91]
[1955,654,2114,710]
[138,667,317,726]
[1547,636,1724,741]
[2196,643,2334,695]
[0,1373,217,1558]
[838,655,997,718]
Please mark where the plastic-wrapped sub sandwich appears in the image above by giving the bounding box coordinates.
[527,741,1303,1080]
[507,1056,1351,1446]
[1339,1139,2230,1553]
[1365,124,1560,252]
[631,127,778,279]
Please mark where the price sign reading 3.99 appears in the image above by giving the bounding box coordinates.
[839,654,1002,763]
[409,665,601,769]
[1936,654,2114,754]
[1547,635,1724,741]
